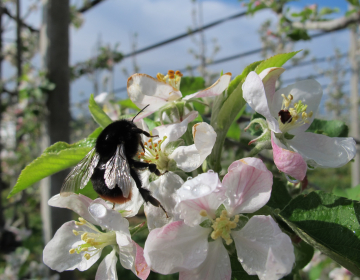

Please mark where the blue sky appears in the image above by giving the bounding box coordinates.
[3,0,354,118]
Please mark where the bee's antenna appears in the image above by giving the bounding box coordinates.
[132,104,150,122]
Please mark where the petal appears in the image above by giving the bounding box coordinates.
[94,92,110,105]
[153,111,198,145]
[48,194,98,225]
[271,132,307,181]
[119,241,150,280]
[145,172,184,230]
[182,73,232,100]
[114,184,144,218]
[242,72,281,133]
[88,202,131,241]
[95,250,118,280]
[127,74,182,113]
[169,145,201,172]
[232,216,295,280]
[288,132,356,168]
[258,68,285,104]
[134,242,151,280]
[43,221,101,272]
[270,79,322,134]
[144,221,210,274]
[223,158,273,216]
[193,122,217,163]
[179,239,231,280]
[175,173,225,226]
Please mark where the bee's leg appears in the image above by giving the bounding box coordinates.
[129,167,168,218]
[129,159,166,176]
[139,141,145,152]
[132,128,159,138]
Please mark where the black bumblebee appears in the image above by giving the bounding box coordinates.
[60,107,166,213]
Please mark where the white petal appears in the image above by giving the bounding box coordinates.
[232,216,294,280]
[114,184,144,217]
[48,194,97,225]
[175,173,225,226]
[95,250,118,280]
[193,122,217,163]
[223,159,273,216]
[88,202,130,240]
[179,239,231,280]
[145,172,183,230]
[43,221,101,272]
[270,79,322,134]
[169,144,201,172]
[288,132,357,168]
[94,92,110,105]
[182,73,232,101]
[144,221,210,274]
[258,68,285,105]
[127,73,182,112]
[242,72,281,133]
[153,111,198,145]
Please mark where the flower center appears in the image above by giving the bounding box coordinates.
[156,70,183,91]
[200,209,239,245]
[69,217,117,260]
[278,94,313,133]
[137,136,169,171]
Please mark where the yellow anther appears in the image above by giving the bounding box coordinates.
[200,210,208,217]
[69,248,76,254]
[79,217,85,223]
[144,142,147,146]
[86,238,95,245]
[154,143,158,147]
[84,253,91,260]
[175,70,183,77]
[81,233,88,241]
[308,111,313,118]
[81,247,88,252]
[141,152,145,156]
[72,230,79,236]
[157,73,165,82]
[149,145,152,149]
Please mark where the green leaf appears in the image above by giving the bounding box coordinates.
[180,77,205,97]
[333,184,360,201]
[346,0,360,7]
[118,99,140,110]
[287,29,311,41]
[228,61,262,95]
[8,128,102,198]
[306,118,349,137]
[279,191,360,276]
[89,94,112,128]
[266,177,292,210]
[293,240,314,271]
[226,108,245,141]
[255,51,301,74]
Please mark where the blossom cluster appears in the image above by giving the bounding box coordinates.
[42,68,356,280]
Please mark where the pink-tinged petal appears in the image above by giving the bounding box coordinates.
[48,194,97,225]
[179,239,231,280]
[144,221,210,274]
[127,74,182,109]
[232,216,294,280]
[258,68,285,105]
[242,72,281,133]
[182,73,232,101]
[43,221,101,272]
[88,202,131,241]
[270,79,322,134]
[271,132,307,181]
[95,250,118,280]
[145,172,184,230]
[223,159,272,216]
[134,242,150,280]
[175,173,225,226]
[288,132,357,168]
[228,157,269,173]
[153,111,198,145]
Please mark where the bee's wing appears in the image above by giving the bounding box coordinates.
[60,147,100,196]
[104,144,132,198]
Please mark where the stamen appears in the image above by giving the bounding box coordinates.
[69,249,76,254]
[210,210,238,245]
[84,253,91,260]
[200,210,208,217]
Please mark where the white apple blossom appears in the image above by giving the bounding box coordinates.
[242,68,356,181]
[127,70,231,122]
[144,158,295,280]
[94,92,121,121]
[43,194,149,280]
[135,111,217,229]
